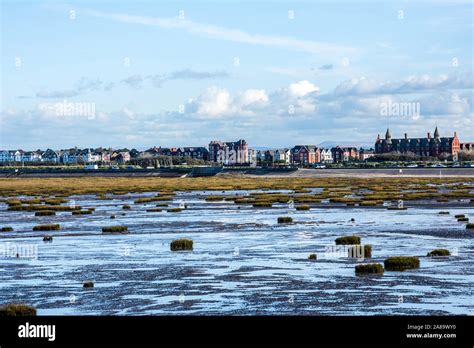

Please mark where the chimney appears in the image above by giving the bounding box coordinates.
[427,132,431,139]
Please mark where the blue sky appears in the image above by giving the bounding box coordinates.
[1,0,473,149]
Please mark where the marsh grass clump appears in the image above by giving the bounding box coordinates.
[33,224,60,231]
[335,235,361,245]
[1,227,13,232]
[102,226,128,234]
[110,215,115,219]
[364,244,372,258]
[0,304,37,316]
[427,249,450,257]
[465,223,474,229]
[72,210,92,215]
[253,202,272,208]
[205,195,226,201]
[170,239,193,251]
[155,203,168,207]
[35,210,56,216]
[146,208,162,212]
[295,205,310,211]
[384,256,420,271]
[438,211,450,215]
[457,217,469,222]
[355,263,384,275]
[454,214,465,219]
[122,204,131,210]
[359,201,378,206]
[308,253,317,260]
[43,235,53,242]
[167,208,182,213]
[83,281,94,288]
[277,216,293,224]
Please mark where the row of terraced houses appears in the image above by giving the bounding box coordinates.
[1,128,472,166]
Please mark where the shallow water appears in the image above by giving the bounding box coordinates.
[0,190,473,315]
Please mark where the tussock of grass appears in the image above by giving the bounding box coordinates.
[146,208,162,212]
[122,204,131,210]
[335,235,361,245]
[466,223,474,229]
[427,249,450,257]
[277,216,293,223]
[1,227,13,232]
[295,205,310,210]
[253,201,272,207]
[33,224,60,231]
[0,304,37,316]
[308,253,317,260]
[438,211,450,215]
[360,201,379,206]
[457,217,469,222]
[167,208,182,213]
[102,226,128,233]
[205,195,226,201]
[72,210,92,215]
[384,256,420,271]
[355,263,384,275]
[454,214,465,218]
[170,239,193,251]
[83,281,94,288]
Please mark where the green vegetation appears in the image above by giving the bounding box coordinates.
[438,211,450,215]
[335,235,361,245]
[295,205,310,210]
[253,201,273,207]
[205,195,226,201]
[43,235,53,242]
[102,226,128,233]
[35,210,56,216]
[364,244,372,258]
[1,227,13,232]
[33,224,60,231]
[277,216,293,224]
[122,204,131,210]
[167,208,182,213]
[466,223,474,229]
[457,217,469,222]
[83,281,94,288]
[384,256,420,271]
[170,239,193,251]
[355,263,384,275]
[72,210,92,215]
[308,253,317,260]
[0,304,37,316]
[454,214,465,218]
[146,208,162,212]
[427,249,450,257]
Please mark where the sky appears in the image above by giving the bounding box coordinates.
[1,0,473,150]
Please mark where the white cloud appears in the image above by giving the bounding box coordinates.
[195,87,232,117]
[237,89,268,107]
[333,74,473,97]
[288,80,319,98]
[84,10,356,56]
